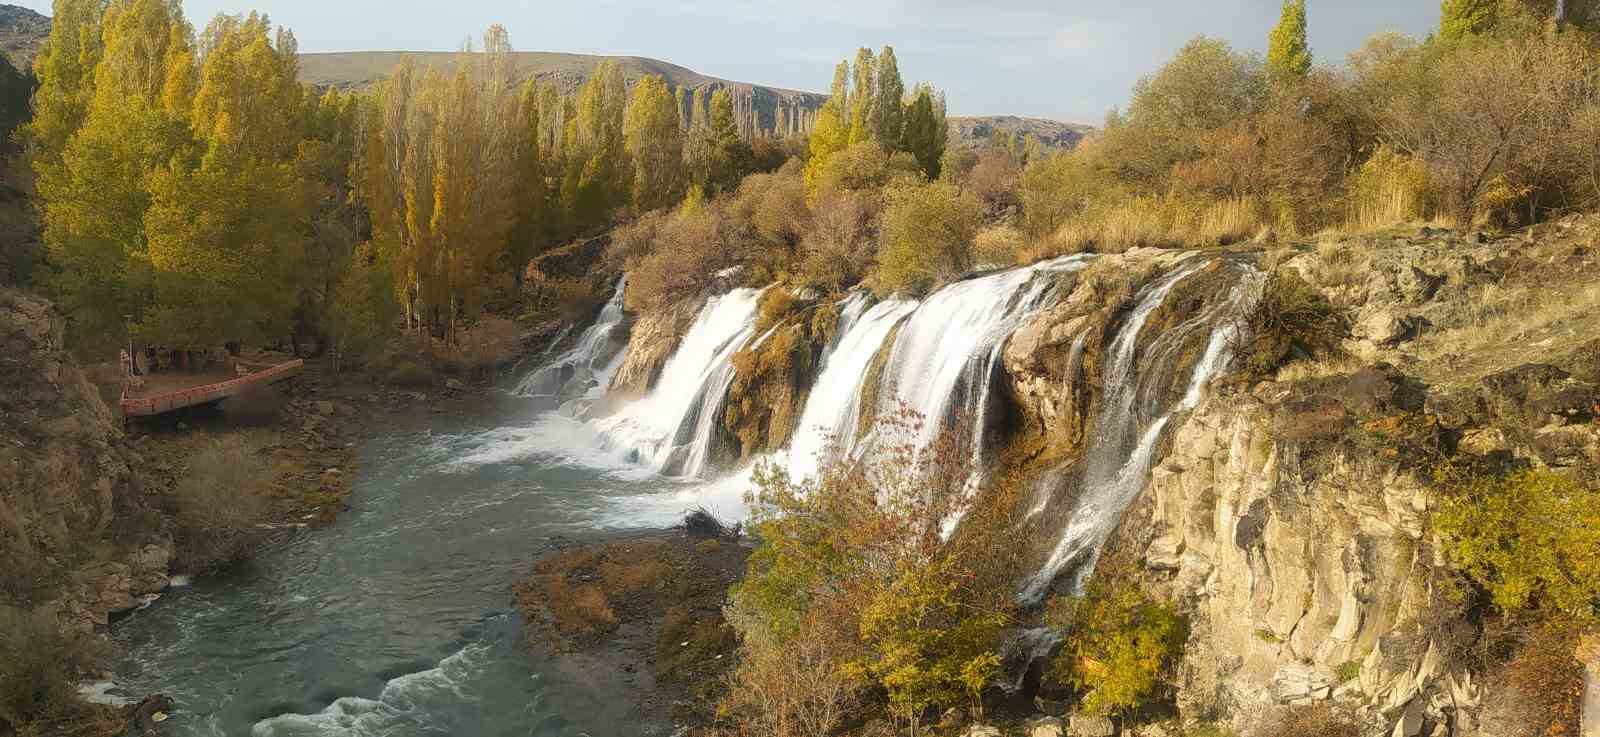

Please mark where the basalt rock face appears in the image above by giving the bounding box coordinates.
[1110,374,1453,735]
[0,289,172,630]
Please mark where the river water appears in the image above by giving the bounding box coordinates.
[108,396,704,737]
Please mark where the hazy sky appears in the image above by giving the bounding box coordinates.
[13,0,1439,122]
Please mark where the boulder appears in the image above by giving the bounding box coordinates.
[962,725,1002,737]
[1028,715,1065,737]
[1068,713,1114,737]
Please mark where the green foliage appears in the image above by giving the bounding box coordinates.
[725,411,1018,732]
[849,559,1007,720]
[562,59,631,227]
[328,246,400,366]
[1243,268,1349,376]
[1267,0,1312,81]
[1047,580,1186,718]
[900,84,946,180]
[624,75,685,211]
[1435,469,1600,620]
[1440,0,1500,40]
[876,182,984,296]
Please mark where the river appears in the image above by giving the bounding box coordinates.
[107,395,707,737]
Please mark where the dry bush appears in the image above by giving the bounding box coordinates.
[1496,619,1586,737]
[527,274,605,324]
[968,149,1022,211]
[973,225,1026,267]
[1242,268,1349,377]
[796,191,878,293]
[1345,145,1433,232]
[449,314,523,380]
[1258,704,1362,737]
[0,605,99,733]
[1194,196,1273,246]
[627,204,735,310]
[169,434,272,573]
[719,611,859,737]
[738,171,811,252]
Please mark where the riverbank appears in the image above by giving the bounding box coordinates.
[513,514,750,731]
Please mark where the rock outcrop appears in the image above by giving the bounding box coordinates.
[0,289,172,631]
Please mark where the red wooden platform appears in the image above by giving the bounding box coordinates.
[119,359,304,417]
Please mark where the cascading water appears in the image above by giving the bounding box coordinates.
[588,287,765,476]
[513,277,629,401]
[1019,261,1263,602]
[780,294,917,482]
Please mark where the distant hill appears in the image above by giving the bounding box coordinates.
[0,4,48,70]
[946,115,1095,151]
[299,51,828,137]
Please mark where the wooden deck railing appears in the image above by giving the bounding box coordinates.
[119,359,305,417]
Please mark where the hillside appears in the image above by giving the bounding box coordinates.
[299,50,828,137]
[0,3,47,69]
[946,114,1094,150]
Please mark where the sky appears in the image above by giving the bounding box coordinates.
[12,0,1440,123]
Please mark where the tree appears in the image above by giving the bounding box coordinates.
[847,47,875,144]
[26,0,104,158]
[623,74,685,211]
[32,0,196,344]
[1267,0,1312,81]
[506,78,550,280]
[560,59,630,228]
[900,85,945,180]
[874,46,906,146]
[141,12,310,347]
[1048,580,1185,718]
[803,61,853,192]
[1440,0,1500,40]
[707,87,751,193]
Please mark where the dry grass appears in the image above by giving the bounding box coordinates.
[1274,355,1370,383]
[1413,280,1600,385]
[169,433,273,573]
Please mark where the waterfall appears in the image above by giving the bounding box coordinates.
[780,294,918,483]
[514,277,629,400]
[870,256,1090,532]
[588,287,765,476]
[1019,262,1262,602]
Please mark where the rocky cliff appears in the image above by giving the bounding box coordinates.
[0,289,172,631]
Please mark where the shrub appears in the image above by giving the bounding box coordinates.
[1046,579,1186,718]
[1345,145,1433,232]
[876,182,984,296]
[328,247,400,369]
[1435,469,1600,620]
[810,141,921,201]
[723,410,1016,733]
[168,434,272,573]
[627,202,734,310]
[1019,151,1104,241]
[1242,268,1349,376]
[1260,704,1362,737]
[973,225,1026,267]
[968,149,1021,212]
[0,606,98,733]
[1500,618,1585,737]
[796,191,878,293]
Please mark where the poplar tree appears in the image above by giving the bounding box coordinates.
[624,74,685,210]
[707,88,750,193]
[1267,0,1312,81]
[507,78,550,279]
[561,59,629,228]
[875,46,906,147]
[848,47,876,144]
[27,0,104,159]
[901,84,946,180]
[804,61,853,191]
[33,0,195,342]
[141,12,309,346]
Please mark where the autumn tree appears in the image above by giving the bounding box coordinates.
[900,84,947,180]
[32,0,196,344]
[707,87,752,193]
[361,27,520,342]
[1440,0,1500,40]
[874,46,906,145]
[506,78,552,281]
[803,61,852,192]
[140,12,311,347]
[847,47,875,144]
[622,75,683,210]
[26,0,103,159]
[561,59,629,228]
[1267,0,1312,82]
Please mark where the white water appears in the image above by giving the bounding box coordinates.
[1020,263,1261,601]
[587,287,765,476]
[513,277,629,400]
[781,294,917,482]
